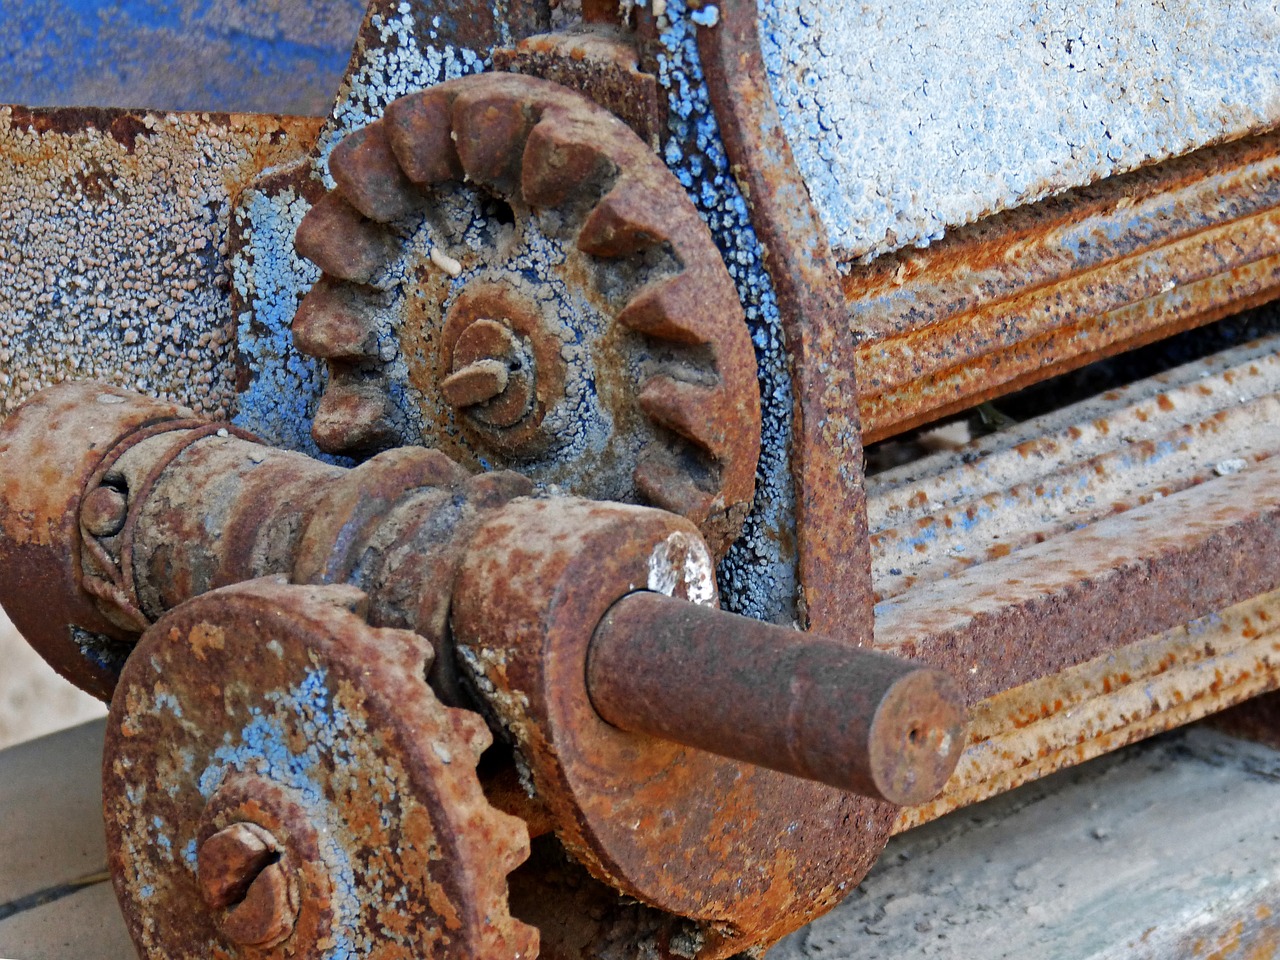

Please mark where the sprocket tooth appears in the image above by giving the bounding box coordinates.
[521,113,617,209]
[506,919,541,960]
[633,448,716,523]
[292,278,379,360]
[385,88,464,185]
[577,176,674,257]
[329,119,421,223]
[311,374,399,454]
[450,706,495,762]
[452,88,537,195]
[295,192,393,283]
[638,375,732,460]
[616,273,720,345]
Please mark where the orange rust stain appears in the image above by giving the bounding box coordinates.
[1201,919,1245,960]
[1157,394,1176,412]
[1067,426,1083,440]
[1136,408,1150,422]
[1094,418,1111,435]
[990,542,1012,559]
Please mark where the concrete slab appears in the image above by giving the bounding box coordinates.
[0,610,105,753]
[774,726,1280,959]
[4,721,1280,959]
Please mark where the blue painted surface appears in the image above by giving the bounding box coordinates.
[196,666,362,958]
[652,0,799,623]
[0,0,365,115]
[757,0,1280,262]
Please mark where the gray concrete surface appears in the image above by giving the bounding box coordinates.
[0,610,105,753]
[3,720,1279,958]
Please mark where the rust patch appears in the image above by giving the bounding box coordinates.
[292,71,760,558]
[848,131,1280,442]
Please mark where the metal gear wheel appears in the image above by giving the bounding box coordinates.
[103,577,536,960]
[292,72,761,557]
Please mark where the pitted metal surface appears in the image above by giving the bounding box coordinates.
[0,107,320,420]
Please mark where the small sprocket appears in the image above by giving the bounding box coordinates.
[103,577,536,960]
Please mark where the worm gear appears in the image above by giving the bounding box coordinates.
[103,578,536,960]
[292,72,761,557]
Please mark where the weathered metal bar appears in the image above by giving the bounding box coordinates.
[587,591,964,804]
[869,332,1280,600]
[849,132,1280,441]
[875,453,1280,702]
[896,585,1280,831]
[697,0,876,639]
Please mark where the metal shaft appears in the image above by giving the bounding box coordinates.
[586,591,966,805]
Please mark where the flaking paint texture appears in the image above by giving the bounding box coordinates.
[0,109,320,420]
[760,0,1280,262]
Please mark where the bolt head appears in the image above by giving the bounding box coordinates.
[197,822,298,949]
[81,484,128,538]
[448,317,534,427]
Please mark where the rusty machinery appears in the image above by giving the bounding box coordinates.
[3,1,1280,958]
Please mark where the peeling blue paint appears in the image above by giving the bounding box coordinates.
[230,187,337,461]
[228,0,803,621]
[196,666,362,959]
[655,0,799,623]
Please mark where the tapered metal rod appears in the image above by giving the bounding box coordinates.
[586,591,966,806]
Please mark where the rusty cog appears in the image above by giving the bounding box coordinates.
[292,72,761,557]
[103,578,536,960]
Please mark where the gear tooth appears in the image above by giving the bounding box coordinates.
[452,88,536,195]
[577,177,673,257]
[312,373,400,454]
[480,805,532,874]
[295,193,393,283]
[616,273,717,345]
[385,88,464,185]
[507,919,541,960]
[330,119,422,223]
[638,376,730,460]
[293,279,379,360]
[634,448,715,522]
[451,708,494,760]
[521,114,616,209]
